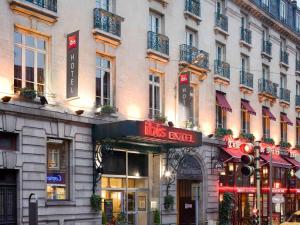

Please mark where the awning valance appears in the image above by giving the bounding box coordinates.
[262,107,276,121]
[281,113,293,126]
[221,147,244,161]
[284,157,300,169]
[241,100,256,115]
[216,92,232,112]
[260,154,292,168]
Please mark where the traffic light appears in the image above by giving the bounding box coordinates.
[251,209,259,225]
[240,143,255,176]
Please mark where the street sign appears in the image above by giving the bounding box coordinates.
[272,194,285,204]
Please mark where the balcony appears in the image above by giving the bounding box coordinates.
[280,50,289,68]
[214,59,230,85]
[147,31,169,62]
[262,40,272,59]
[258,78,278,104]
[240,27,252,48]
[10,0,57,24]
[296,60,300,75]
[184,0,201,23]
[214,13,229,37]
[296,95,300,112]
[279,88,290,107]
[240,71,254,94]
[93,8,124,47]
[179,44,209,80]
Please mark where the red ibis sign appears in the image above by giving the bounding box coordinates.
[141,121,201,145]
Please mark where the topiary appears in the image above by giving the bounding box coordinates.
[154,209,161,225]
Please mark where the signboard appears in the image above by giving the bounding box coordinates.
[66,31,79,98]
[47,173,65,185]
[262,188,287,194]
[141,120,202,145]
[104,199,113,221]
[219,186,256,193]
[178,72,191,119]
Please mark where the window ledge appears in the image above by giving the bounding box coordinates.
[261,51,272,61]
[295,70,300,76]
[214,26,229,38]
[183,11,202,25]
[239,40,252,49]
[92,28,122,48]
[46,201,76,207]
[279,62,289,69]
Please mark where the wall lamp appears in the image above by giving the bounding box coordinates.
[1,96,11,103]
[75,109,84,116]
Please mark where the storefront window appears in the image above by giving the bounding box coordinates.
[128,153,148,177]
[46,139,69,201]
[102,151,126,175]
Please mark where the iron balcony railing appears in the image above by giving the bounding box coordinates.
[296,60,300,72]
[258,78,278,98]
[185,0,201,17]
[240,70,253,89]
[94,8,123,37]
[280,50,289,65]
[25,0,57,12]
[214,59,230,79]
[296,95,300,107]
[279,88,290,103]
[262,40,272,56]
[179,44,209,70]
[240,27,252,44]
[215,13,228,32]
[147,31,169,56]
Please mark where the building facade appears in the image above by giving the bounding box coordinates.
[0,0,299,225]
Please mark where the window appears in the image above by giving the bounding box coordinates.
[262,64,270,80]
[280,74,287,89]
[96,55,112,106]
[216,103,226,129]
[216,42,225,62]
[241,55,249,72]
[280,38,287,51]
[281,114,288,142]
[216,0,224,15]
[262,0,269,8]
[262,26,269,41]
[297,48,300,61]
[149,12,162,34]
[296,14,300,32]
[47,139,69,201]
[241,13,248,29]
[186,29,197,47]
[96,0,112,11]
[14,31,47,95]
[296,82,300,96]
[296,120,300,145]
[262,109,270,138]
[0,132,17,151]
[149,74,161,118]
[241,106,250,134]
[280,1,286,21]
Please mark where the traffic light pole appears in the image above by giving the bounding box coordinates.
[254,143,261,225]
[269,150,273,225]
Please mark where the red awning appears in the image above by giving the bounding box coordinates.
[262,107,276,121]
[284,157,300,169]
[260,154,292,168]
[222,147,244,160]
[216,92,232,112]
[241,100,256,115]
[281,113,293,126]
[297,118,300,126]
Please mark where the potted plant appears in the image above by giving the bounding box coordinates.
[102,212,107,225]
[163,195,174,211]
[219,192,233,225]
[154,114,167,124]
[90,194,102,211]
[153,209,160,225]
[239,133,255,142]
[215,128,233,138]
[279,141,291,149]
[262,137,275,145]
[19,88,37,100]
[101,105,115,115]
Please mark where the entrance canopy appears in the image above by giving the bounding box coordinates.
[93,120,202,149]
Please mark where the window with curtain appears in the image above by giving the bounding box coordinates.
[149,74,161,118]
[96,55,112,106]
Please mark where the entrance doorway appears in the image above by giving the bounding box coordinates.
[0,170,17,225]
[177,155,203,225]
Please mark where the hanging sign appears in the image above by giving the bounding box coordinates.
[66,31,79,98]
[178,72,191,119]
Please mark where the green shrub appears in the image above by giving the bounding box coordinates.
[163,195,174,210]
[262,137,275,145]
[280,141,291,149]
[215,128,233,138]
[239,133,255,142]
[154,114,167,124]
[101,105,115,114]
[20,88,36,100]
[90,194,101,211]
[153,209,160,225]
[219,192,233,225]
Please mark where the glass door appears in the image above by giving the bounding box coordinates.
[127,191,148,225]
[127,192,137,225]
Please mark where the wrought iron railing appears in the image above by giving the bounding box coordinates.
[240,70,253,89]
[215,13,228,32]
[280,50,289,65]
[94,8,123,37]
[185,0,201,17]
[258,78,278,98]
[147,31,169,55]
[279,88,290,103]
[179,44,209,70]
[240,27,252,44]
[296,95,300,107]
[214,59,230,79]
[296,60,300,72]
[25,0,57,12]
[262,40,272,56]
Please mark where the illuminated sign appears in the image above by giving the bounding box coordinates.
[141,121,201,145]
[219,186,256,193]
[261,187,287,194]
[47,173,65,184]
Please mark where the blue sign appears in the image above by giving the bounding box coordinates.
[47,173,65,184]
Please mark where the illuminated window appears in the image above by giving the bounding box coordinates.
[149,74,161,118]
[241,106,250,134]
[281,116,288,142]
[46,139,69,201]
[96,56,112,106]
[297,120,300,145]
[216,104,226,129]
[14,31,47,95]
[262,109,270,139]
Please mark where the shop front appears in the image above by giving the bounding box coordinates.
[92,120,207,225]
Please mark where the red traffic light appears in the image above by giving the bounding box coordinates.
[240,143,254,154]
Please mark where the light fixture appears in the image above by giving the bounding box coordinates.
[168,121,174,127]
[290,169,295,177]
[228,163,234,172]
[1,96,11,103]
[40,96,48,105]
[75,109,84,115]
[164,170,171,177]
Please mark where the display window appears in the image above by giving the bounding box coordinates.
[46,139,69,201]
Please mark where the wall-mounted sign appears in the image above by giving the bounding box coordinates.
[178,72,191,119]
[219,186,256,193]
[261,187,287,194]
[47,173,65,185]
[141,121,202,145]
[66,31,79,99]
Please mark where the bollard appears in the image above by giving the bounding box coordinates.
[29,193,38,225]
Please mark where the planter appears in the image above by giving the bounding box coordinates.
[154,114,167,124]
[19,88,37,100]
[90,194,101,211]
[215,128,233,139]
[163,195,174,211]
[239,133,255,142]
[261,138,275,145]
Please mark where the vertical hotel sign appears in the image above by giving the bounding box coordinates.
[178,71,191,118]
[66,31,79,98]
